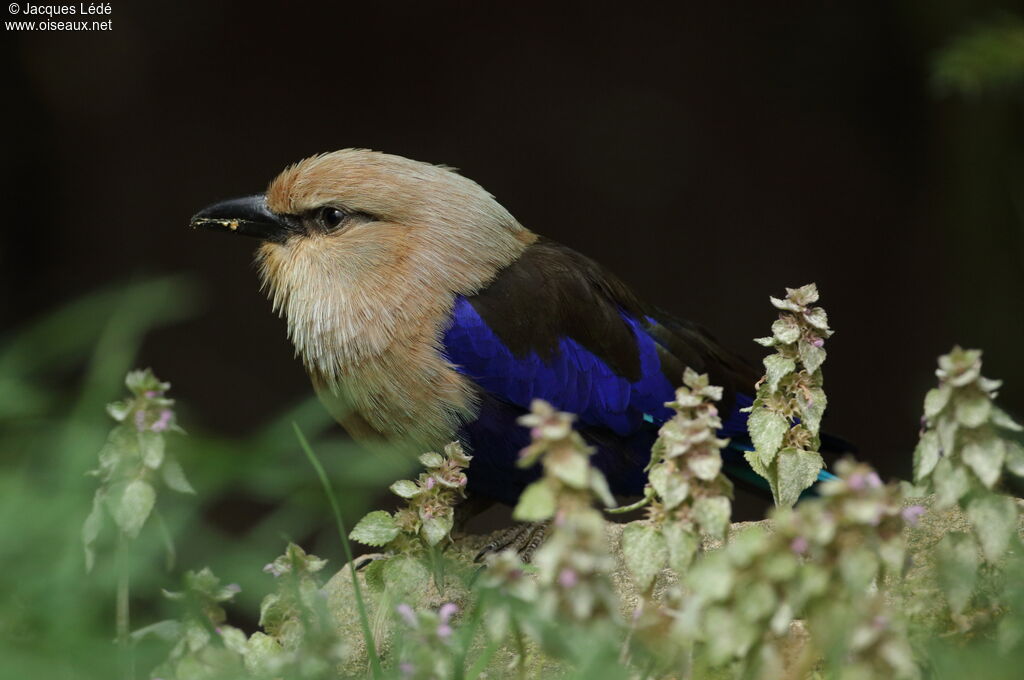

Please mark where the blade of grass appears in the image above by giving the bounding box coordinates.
[293,422,383,679]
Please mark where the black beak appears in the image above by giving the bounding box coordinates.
[190,194,290,241]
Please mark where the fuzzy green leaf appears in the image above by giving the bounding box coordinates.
[913,430,941,482]
[649,464,689,509]
[962,435,1005,488]
[389,479,421,499]
[418,452,444,468]
[771,318,800,345]
[770,296,802,312]
[924,385,952,419]
[991,406,1024,432]
[160,456,195,494]
[349,510,400,547]
[693,496,731,539]
[967,494,1018,562]
[956,390,993,428]
[139,431,165,469]
[774,448,823,508]
[796,387,826,436]
[513,480,556,521]
[590,468,616,508]
[839,547,879,591]
[763,354,796,391]
[933,457,970,509]
[549,451,589,489]
[621,523,668,592]
[743,449,769,478]
[686,552,733,601]
[382,555,432,598]
[82,491,105,572]
[688,453,722,482]
[936,532,979,614]
[663,523,698,573]
[420,511,453,546]
[1006,440,1024,478]
[748,408,788,465]
[937,414,958,456]
[113,479,155,539]
[803,307,829,331]
[798,339,827,374]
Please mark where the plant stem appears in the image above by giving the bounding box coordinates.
[293,422,384,680]
[116,531,134,680]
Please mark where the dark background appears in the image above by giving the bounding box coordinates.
[5,0,1024,485]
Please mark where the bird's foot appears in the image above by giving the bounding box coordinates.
[474,520,551,564]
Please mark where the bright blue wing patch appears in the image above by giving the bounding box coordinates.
[443,296,676,436]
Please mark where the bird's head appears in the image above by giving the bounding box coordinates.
[191,149,535,374]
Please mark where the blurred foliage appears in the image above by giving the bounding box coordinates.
[933,15,1024,96]
[3,283,1024,679]
[0,280,408,679]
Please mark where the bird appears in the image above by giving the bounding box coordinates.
[190,149,839,513]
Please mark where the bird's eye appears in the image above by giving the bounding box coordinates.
[319,206,346,229]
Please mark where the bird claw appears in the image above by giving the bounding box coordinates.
[474,520,551,564]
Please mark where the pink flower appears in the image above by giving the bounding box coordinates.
[901,505,926,526]
[558,568,578,588]
[437,624,453,639]
[151,409,173,432]
[790,536,809,554]
[812,338,824,348]
[439,603,458,623]
[396,603,417,627]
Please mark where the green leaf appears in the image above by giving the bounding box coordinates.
[924,386,952,419]
[420,511,453,546]
[589,468,616,508]
[82,490,105,572]
[1006,440,1024,478]
[418,452,444,468]
[131,619,182,642]
[798,339,826,374]
[774,448,823,508]
[649,464,689,509]
[621,523,668,592]
[771,318,800,345]
[937,416,958,461]
[796,386,826,436]
[161,456,195,494]
[991,406,1024,432]
[688,453,722,482]
[803,307,829,331]
[686,552,733,601]
[549,451,589,489]
[933,457,970,509]
[763,354,796,391]
[748,408,788,465]
[106,400,131,422]
[839,547,879,591]
[513,480,556,521]
[936,532,979,614]
[913,430,941,482]
[389,479,421,499]
[694,496,731,540]
[663,523,698,573]
[743,449,768,478]
[382,555,432,598]
[962,435,1005,488]
[113,479,155,539]
[967,494,1018,562]
[770,296,802,312]
[956,390,993,428]
[139,431,165,469]
[349,510,400,547]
